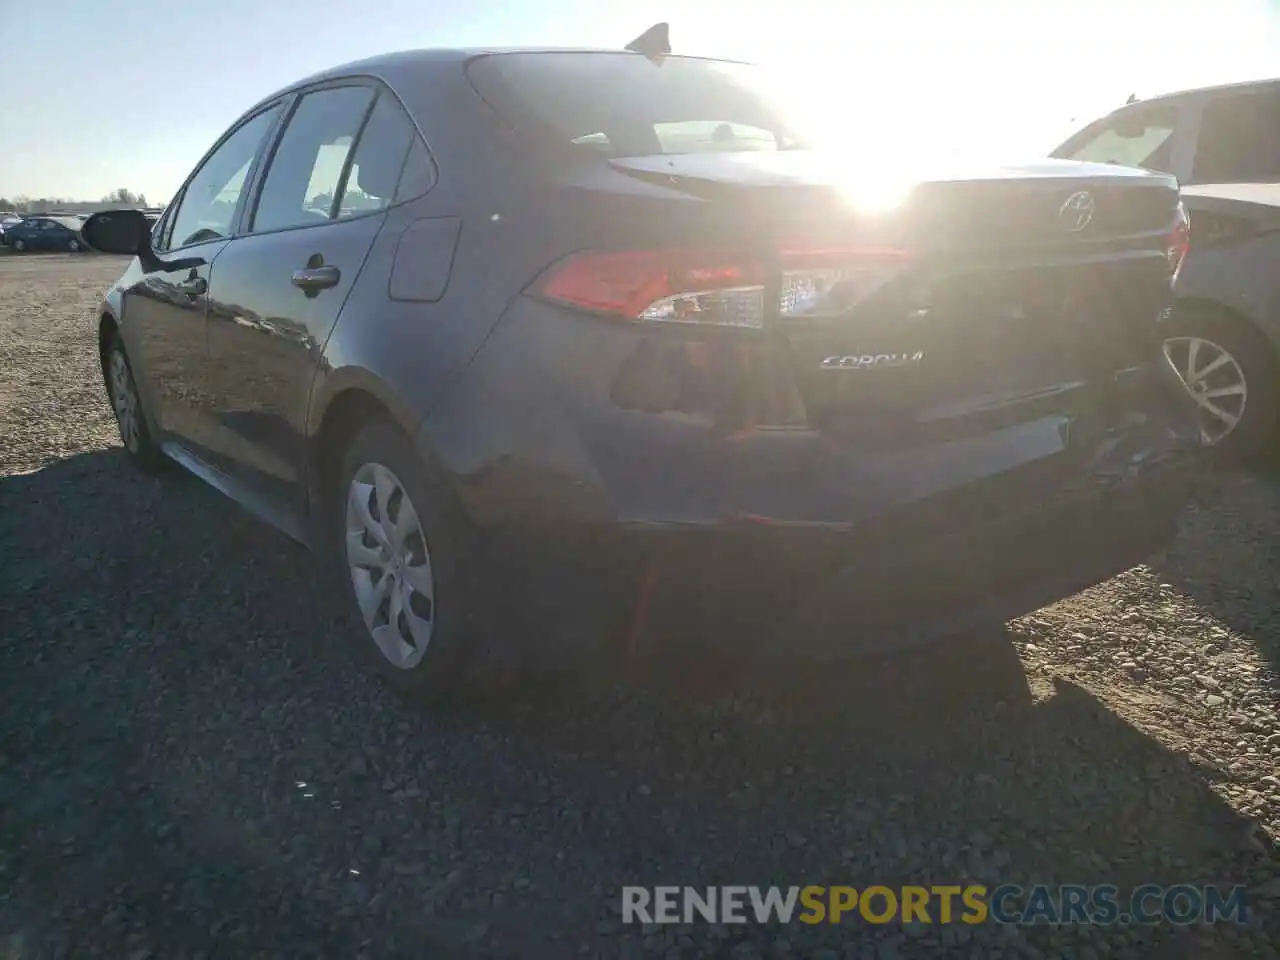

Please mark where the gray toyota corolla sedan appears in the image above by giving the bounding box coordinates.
[84,39,1204,699]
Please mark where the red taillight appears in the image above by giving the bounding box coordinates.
[1168,200,1190,282]
[535,249,763,324]
[533,246,911,328]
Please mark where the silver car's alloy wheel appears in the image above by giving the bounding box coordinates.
[1162,336,1248,446]
[345,462,436,670]
[107,349,141,453]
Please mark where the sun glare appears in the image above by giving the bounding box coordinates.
[741,0,1280,177]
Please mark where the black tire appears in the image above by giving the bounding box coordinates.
[12,239,24,253]
[1163,306,1279,463]
[330,418,493,702]
[67,237,81,253]
[103,333,166,471]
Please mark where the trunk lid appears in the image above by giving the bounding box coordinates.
[601,151,1181,446]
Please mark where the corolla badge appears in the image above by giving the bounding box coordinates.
[821,351,924,370]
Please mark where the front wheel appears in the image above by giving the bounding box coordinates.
[11,239,24,252]
[67,238,81,252]
[103,334,165,470]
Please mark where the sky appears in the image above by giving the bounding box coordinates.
[2,0,1279,203]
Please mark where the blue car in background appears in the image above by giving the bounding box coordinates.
[0,214,22,244]
[4,216,88,253]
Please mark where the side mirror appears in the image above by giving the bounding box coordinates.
[81,209,153,256]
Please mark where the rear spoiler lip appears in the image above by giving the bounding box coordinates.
[608,153,1182,193]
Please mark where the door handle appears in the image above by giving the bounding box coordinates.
[291,264,341,293]
[175,276,207,297]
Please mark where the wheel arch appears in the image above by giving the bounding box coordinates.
[1172,295,1280,361]
[306,368,432,519]
[97,310,119,372]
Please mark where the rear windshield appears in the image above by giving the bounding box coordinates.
[466,52,811,158]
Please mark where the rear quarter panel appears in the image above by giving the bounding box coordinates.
[1175,197,1280,351]
[308,62,565,443]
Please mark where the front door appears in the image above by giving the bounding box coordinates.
[119,104,283,449]
[118,242,225,444]
[202,84,414,513]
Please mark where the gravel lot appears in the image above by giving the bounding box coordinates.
[1,254,1278,959]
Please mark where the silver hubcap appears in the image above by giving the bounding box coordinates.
[108,350,140,452]
[1163,336,1247,445]
[344,463,436,670]
[13,240,22,251]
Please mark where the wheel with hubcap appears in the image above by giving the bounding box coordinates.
[1162,306,1278,461]
[12,239,24,252]
[68,238,81,252]
[333,419,483,699]
[104,334,165,470]
[346,460,438,671]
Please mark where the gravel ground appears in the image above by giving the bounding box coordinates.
[1,254,1278,959]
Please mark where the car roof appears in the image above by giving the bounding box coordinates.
[242,47,752,114]
[1122,75,1280,109]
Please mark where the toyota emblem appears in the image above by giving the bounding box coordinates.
[1059,191,1096,232]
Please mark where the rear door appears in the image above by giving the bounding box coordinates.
[36,220,64,250]
[201,82,418,511]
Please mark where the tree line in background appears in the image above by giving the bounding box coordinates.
[0,188,155,214]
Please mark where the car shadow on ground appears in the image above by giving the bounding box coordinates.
[0,451,1272,959]
[1147,463,1280,689]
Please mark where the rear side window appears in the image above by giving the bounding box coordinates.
[467,52,809,158]
[395,140,434,203]
[338,91,420,216]
[252,85,375,233]
[1057,107,1178,173]
[1193,91,1280,183]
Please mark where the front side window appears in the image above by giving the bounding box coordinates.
[467,52,810,158]
[151,207,170,249]
[1192,91,1280,183]
[1056,107,1178,173]
[167,105,281,249]
[251,85,375,233]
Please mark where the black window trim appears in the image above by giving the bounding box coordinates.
[328,90,381,220]
[240,75,438,240]
[161,99,289,254]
